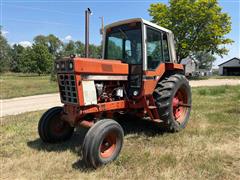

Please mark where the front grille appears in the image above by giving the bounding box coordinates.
[58,74,78,104]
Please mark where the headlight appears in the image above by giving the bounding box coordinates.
[61,62,65,69]
[69,61,73,70]
[56,62,60,70]
[133,90,138,96]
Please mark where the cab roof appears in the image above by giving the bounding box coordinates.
[104,18,172,34]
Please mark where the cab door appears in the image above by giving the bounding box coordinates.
[139,26,171,96]
[146,26,170,71]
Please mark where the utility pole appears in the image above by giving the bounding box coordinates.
[99,16,104,59]
[99,16,104,36]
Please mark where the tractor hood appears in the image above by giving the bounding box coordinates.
[73,58,129,75]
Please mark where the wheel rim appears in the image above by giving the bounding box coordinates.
[172,87,190,123]
[100,133,117,158]
[50,116,67,135]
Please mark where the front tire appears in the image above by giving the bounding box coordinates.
[153,74,192,132]
[38,107,74,143]
[82,119,124,168]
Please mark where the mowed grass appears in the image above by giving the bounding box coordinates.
[0,73,58,99]
[0,86,239,179]
[210,76,240,80]
[189,75,240,80]
[197,85,229,96]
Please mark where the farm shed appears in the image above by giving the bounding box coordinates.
[218,57,240,76]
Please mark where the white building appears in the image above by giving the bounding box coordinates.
[218,57,240,76]
[181,57,199,77]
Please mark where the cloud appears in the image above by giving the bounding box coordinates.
[1,30,9,37]
[18,41,32,47]
[64,35,72,41]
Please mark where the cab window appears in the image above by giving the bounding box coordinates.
[106,36,123,60]
[162,33,170,61]
[147,27,170,69]
[105,22,142,65]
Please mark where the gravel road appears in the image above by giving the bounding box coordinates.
[1,79,239,117]
[1,94,61,118]
[190,79,240,87]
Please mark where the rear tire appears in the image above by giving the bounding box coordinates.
[153,74,192,132]
[82,119,124,168]
[38,107,74,143]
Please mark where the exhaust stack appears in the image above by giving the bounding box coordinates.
[85,8,92,58]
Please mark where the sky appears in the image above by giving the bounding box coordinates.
[1,0,239,67]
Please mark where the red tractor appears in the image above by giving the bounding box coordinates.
[38,18,191,168]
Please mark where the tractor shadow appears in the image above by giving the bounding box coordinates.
[27,127,88,154]
[27,114,167,170]
[116,113,167,136]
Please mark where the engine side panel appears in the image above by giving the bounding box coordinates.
[82,81,98,105]
[73,58,129,75]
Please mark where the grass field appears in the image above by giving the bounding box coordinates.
[1,85,239,179]
[189,75,240,80]
[210,76,240,80]
[0,73,58,99]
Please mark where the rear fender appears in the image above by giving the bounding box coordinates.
[138,63,184,97]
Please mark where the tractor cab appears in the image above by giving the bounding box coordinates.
[103,18,177,67]
[103,18,177,97]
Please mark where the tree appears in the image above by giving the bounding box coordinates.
[47,34,63,56]
[10,44,25,72]
[31,44,53,75]
[89,44,102,58]
[19,45,53,75]
[75,41,85,57]
[63,41,101,58]
[193,51,216,70]
[148,0,233,62]
[63,40,75,56]
[34,34,63,57]
[0,27,11,72]
[18,47,35,73]
[34,35,48,46]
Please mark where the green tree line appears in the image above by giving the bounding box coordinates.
[0,29,102,74]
